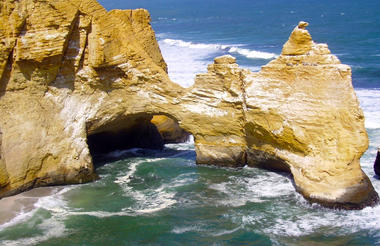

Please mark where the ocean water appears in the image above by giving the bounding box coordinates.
[1,0,380,245]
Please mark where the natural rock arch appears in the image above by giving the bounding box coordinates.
[86,113,190,156]
[0,0,378,209]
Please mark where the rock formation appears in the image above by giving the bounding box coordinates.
[0,0,377,209]
[374,148,380,176]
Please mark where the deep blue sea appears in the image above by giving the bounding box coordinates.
[1,0,380,245]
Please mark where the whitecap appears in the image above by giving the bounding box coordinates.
[0,217,67,246]
[158,37,278,87]
[68,210,132,218]
[131,185,177,214]
[172,225,204,234]
[207,168,293,207]
[33,187,73,212]
[209,226,241,237]
[161,38,277,60]
[158,39,213,87]
[227,47,277,59]
[114,160,144,185]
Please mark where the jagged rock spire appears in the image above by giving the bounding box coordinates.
[282,21,313,55]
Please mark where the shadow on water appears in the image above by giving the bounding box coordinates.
[92,144,196,169]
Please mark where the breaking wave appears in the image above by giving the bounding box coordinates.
[161,38,278,60]
[158,37,275,87]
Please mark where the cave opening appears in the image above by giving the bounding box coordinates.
[86,113,191,165]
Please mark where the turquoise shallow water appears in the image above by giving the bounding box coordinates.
[1,141,380,246]
[1,0,380,245]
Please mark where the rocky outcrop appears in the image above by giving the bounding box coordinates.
[0,0,377,209]
[244,22,377,209]
[374,148,380,176]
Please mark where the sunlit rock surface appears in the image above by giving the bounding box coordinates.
[0,0,377,209]
[151,115,190,144]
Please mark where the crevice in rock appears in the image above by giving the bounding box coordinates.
[61,10,81,64]
[0,16,25,96]
[239,70,248,123]
[49,11,81,89]
[77,18,91,72]
[0,45,15,97]
[238,70,249,166]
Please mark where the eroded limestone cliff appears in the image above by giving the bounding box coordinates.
[0,0,377,209]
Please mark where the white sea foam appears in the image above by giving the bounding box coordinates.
[161,38,277,59]
[158,39,213,87]
[114,158,179,213]
[33,187,73,212]
[0,207,39,231]
[0,187,73,231]
[356,88,380,129]
[165,138,195,152]
[208,168,293,207]
[172,225,204,234]
[227,184,380,238]
[170,173,197,188]
[126,184,177,214]
[162,38,229,50]
[158,37,277,87]
[209,226,241,237]
[1,217,67,246]
[105,148,141,158]
[207,166,379,238]
[258,204,380,237]
[227,47,277,59]
[0,187,75,245]
[68,210,132,218]
[114,160,144,185]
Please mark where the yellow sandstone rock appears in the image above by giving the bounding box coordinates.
[0,0,377,209]
[282,21,313,55]
[151,115,190,143]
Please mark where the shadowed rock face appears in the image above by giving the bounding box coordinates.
[374,148,380,176]
[88,114,165,154]
[0,0,377,209]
